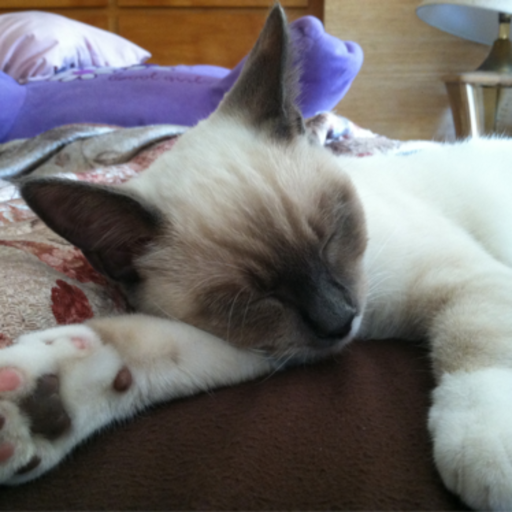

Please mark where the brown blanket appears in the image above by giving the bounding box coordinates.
[0,341,467,510]
[0,121,467,510]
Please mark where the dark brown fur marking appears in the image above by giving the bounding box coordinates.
[19,375,71,441]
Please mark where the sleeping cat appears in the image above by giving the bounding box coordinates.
[0,4,512,510]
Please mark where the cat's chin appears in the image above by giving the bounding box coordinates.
[268,315,363,369]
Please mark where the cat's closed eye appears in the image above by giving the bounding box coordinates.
[246,269,277,295]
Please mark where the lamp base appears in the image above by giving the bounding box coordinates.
[444,72,512,138]
[477,13,512,73]
[477,38,512,73]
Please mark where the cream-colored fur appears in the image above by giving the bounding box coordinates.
[2,5,512,509]
[3,116,512,510]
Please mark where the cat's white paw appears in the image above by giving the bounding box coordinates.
[429,368,512,511]
[0,325,132,485]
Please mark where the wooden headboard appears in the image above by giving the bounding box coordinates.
[0,0,323,68]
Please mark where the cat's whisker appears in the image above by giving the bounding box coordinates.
[241,292,253,332]
[365,268,395,296]
[258,348,300,382]
[186,275,223,295]
[226,287,247,343]
[185,269,245,295]
[247,348,268,356]
[147,299,178,321]
[366,273,393,299]
[365,226,400,268]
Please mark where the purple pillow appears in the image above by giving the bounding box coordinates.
[0,16,363,142]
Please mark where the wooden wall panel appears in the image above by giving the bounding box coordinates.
[119,8,313,67]
[0,0,323,69]
[53,12,110,28]
[0,0,106,7]
[119,0,308,7]
[325,0,489,141]
[119,11,267,66]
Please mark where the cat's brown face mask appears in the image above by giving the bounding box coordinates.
[19,4,368,362]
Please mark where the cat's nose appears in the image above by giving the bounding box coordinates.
[279,265,359,346]
[308,311,355,343]
[317,314,355,341]
[302,304,356,345]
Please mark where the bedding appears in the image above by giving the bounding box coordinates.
[0,117,467,510]
[0,11,151,84]
[0,15,363,142]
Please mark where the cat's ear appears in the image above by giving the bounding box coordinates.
[218,3,305,139]
[20,178,162,283]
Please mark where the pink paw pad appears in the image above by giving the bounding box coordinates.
[71,336,90,350]
[0,368,23,392]
[0,442,14,463]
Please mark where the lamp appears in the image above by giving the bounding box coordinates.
[417,0,512,137]
[417,0,512,72]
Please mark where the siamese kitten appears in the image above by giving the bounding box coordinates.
[1,5,512,510]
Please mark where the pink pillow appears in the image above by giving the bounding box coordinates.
[0,11,151,83]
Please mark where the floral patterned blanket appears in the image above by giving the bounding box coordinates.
[0,117,409,347]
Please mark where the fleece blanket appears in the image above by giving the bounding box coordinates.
[0,119,466,510]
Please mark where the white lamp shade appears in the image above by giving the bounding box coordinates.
[417,0,512,44]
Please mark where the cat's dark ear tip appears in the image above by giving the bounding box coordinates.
[216,0,302,139]
[19,177,52,203]
[18,176,71,209]
[269,2,286,17]
[266,3,288,33]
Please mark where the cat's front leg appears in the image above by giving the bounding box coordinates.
[0,314,272,485]
[426,266,512,511]
[430,368,512,511]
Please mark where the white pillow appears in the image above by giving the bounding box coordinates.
[0,11,151,83]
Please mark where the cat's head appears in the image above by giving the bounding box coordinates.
[20,4,368,362]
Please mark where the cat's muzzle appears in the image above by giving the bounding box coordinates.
[269,314,363,369]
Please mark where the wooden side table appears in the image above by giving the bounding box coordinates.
[444,72,512,138]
